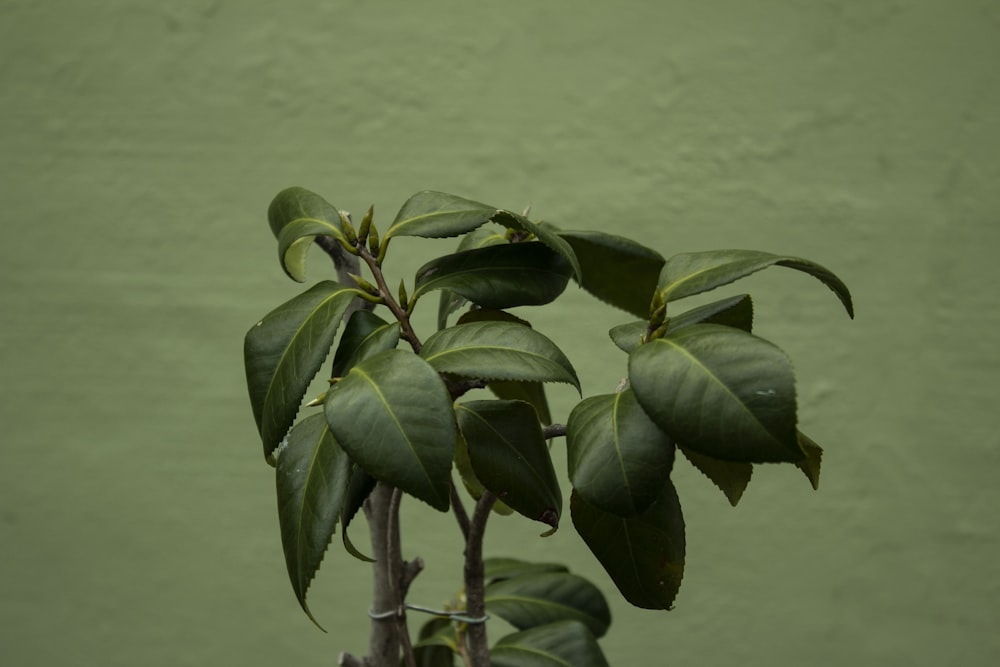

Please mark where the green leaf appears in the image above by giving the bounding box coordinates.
[484,558,569,583]
[413,242,573,309]
[385,190,497,239]
[629,323,803,463]
[455,400,562,532]
[275,413,351,629]
[657,249,854,318]
[490,621,609,667]
[244,281,362,462]
[267,186,344,240]
[414,618,458,666]
[437,228,508,330]
[567,390,675,516]
[324,349,455,511]
[340,465,377,562]
[558,230,665,317]
[485,572,611,638]
[489,380,552,426]
[454,429,515,516]
[571,484,685,610]
[330,310,400,378]
[608,294,754,354]
[492,210,582,281]
[795,431,824,490]
[420,321,580,392]
[277,219,349,283]
[679,446,753,507]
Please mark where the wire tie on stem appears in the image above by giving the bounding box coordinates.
[367,604,490,625]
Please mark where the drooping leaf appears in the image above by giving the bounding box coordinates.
[795,431,824,490]
[413,242,573,309]
[244,281,362,463]
[608,294,755,354]
[454,429,515,516]
[571,483,685,610]
[485,572,611,638]
[567,390,675,516]
[629,323,803,463]
[340,465,377,562]
[385,191,497,240]
[277,219,350,283]
[275,413,351,629]
[267,186,344,240]
[437,228,508,330]
[330,310,400,378]
[324,349,455,511]
[455,400,561,532]
[490,621,610,667]
[484,558,569,583]
[679,446,753,507]
[558,230,665,317]
[491,210,582,281]
[420,321,580,392]
[657,249,854,318]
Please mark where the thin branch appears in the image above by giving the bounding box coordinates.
[542,423,567,439]
[356,244,422,353]
[450,480,471,542]
[463,491,497,667]
[386,487,417,667]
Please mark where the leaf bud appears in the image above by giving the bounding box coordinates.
[357,205,374,244]
[398,279,409,310]
[339,210,358,244]
[368,223,381,257]
[348,272,379,295]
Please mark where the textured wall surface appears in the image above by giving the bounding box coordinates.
[2,1,998,665]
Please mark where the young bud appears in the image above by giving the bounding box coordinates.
[339,210,358,244]
[357,205,374,244]
[348,272,379,295]
[368,223,381,257]
[397,279,409,310]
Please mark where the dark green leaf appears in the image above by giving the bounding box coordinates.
[275,413,351,629]
[413,242,572,309]
[795,431,823,490]
[330,310,400,378]
[491,210,582,281]
[484,558,568,583]
[340,465,376,561]
[485,573,611,638]
[491,621,609,667]
[244,281,362,463]
[414,617,458,666]
[608,321,646,354]
[455,400,561,532]
[385,191,497,239]
[658,249,854,318]
[325,350,455,511]
[454,429,515,516]
[567,390,674,516]
[629,324,803,463]
[489,381,551,426]
[267,187,350,282]
[571,484,685,610]
[420,321,580,392]
[679,446,753,507]
[558,230,665,317]
[437,228,508,329]
[608,294,754,354]
[267,186,343,240]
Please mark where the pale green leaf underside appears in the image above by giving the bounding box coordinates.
[275,413,351,630]
[324,350,455,511]
[491,621,610,667]
[485,572,611,639]
[244,281,361,462]
[267,186,342,239]
[386,190,498,239]
[679,445,753,507]
[629,323,802,463]
[420,321,580,392]
[277,219,348,282]
[658,249,854,318]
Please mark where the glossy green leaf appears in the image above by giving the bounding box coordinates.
[413,242,572,309]
[420,321,580,392]
[244,281,362,462]
[275,413,351,629]
[489,380,552,426]
[340,465,376,561]
[324,350,455,511]
[571,484,685,610]
[679,446,753,507]
[277,219,349,282]
[558,230,665,317]
[484,558,569,583]
[567,390,675,516]
[658,249,854,318]
[454,429,514,516]
[436,228,508,329]
[485,572,611,638]
[330,310,400,378]
[455,400,561,531]
[795,431,824,490]
[385,190,497,239]
[267,186,344,240]
[608,294,754,354]
[490,621,609,667]
[491,210,582,281]
[629,323,803,463]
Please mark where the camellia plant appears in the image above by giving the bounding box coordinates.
[243,187,854,667]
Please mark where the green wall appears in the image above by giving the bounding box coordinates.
[2,1,998,665]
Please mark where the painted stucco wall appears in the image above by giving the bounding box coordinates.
[2,1,998,665]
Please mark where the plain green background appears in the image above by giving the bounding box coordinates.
[2,1,998,665]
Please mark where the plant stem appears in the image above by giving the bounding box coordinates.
[356,244,422,353]
[386,487,417,667]
[463,490,497,666]
[363,483,399,666]
[450,480,471,542]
